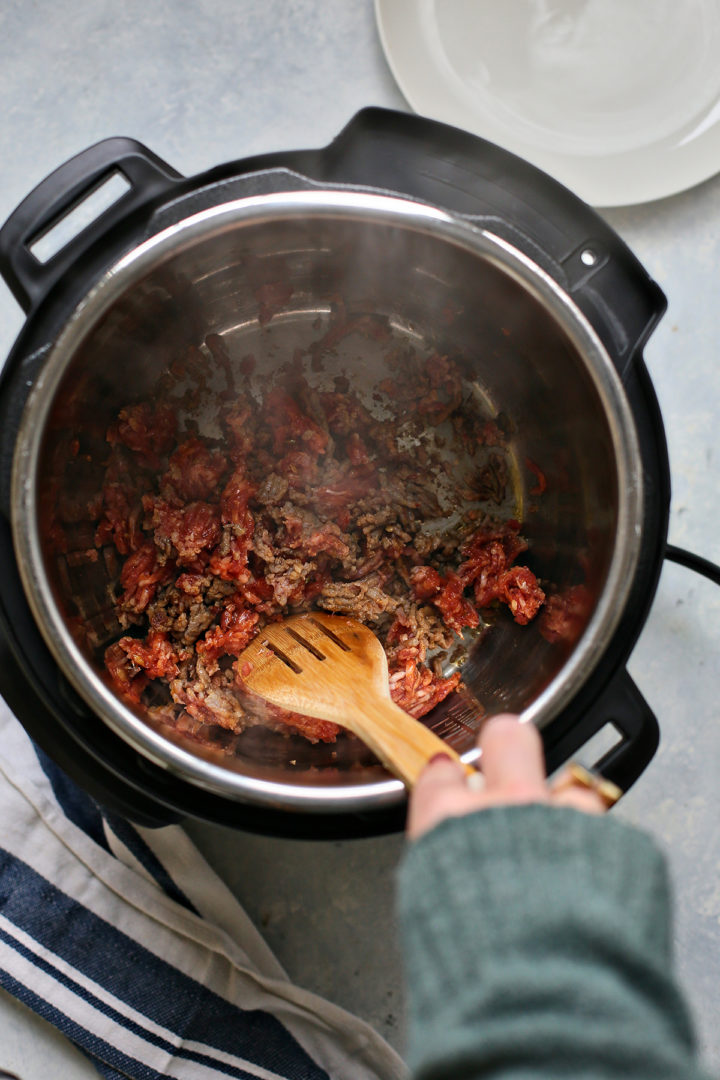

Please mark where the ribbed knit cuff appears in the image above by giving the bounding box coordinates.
[398,804,673,1044]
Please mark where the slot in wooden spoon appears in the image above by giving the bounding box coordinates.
[237,612,472,788]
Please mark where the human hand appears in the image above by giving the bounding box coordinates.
[407,714,610,840]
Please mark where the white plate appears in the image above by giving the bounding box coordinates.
[375,0,720,207]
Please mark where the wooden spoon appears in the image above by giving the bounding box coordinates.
[237,611,472,788]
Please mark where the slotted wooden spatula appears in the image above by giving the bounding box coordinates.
[237,612,472,788]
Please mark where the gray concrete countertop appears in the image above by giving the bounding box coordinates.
[1,2,719,1077]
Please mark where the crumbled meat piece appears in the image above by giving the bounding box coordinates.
[118,542,175,617]
[499,566,545,625]
[95,480,145,555]
[316,576,399,623]
[222,398,256,462]
[147,573,235,645]
[443,523,544,624]
[105,630,184,702]
[256,473,289,505]
[433,573,480,634]
[107,402,177,466]
[170,658,248,731]
[263,387,329,457]
[146,498,221,563]
[319,390,375,437]
[389,659,462,718]
[540,584,592,643]
[163,437,227,502]
[266,556,324,607]
[279,506,350,560]
[385,604,455,670]
[410,565,479,633]
[196,601,259,672]
[409,565,443,601]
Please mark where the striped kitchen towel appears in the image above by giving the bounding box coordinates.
[0,697,407,1080]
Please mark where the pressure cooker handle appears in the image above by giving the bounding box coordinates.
[310,109,667,377]
[543,668,659,797]
[0,138,182,313]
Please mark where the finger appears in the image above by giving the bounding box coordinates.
[479,714,547,801]
[414,753,467,796]
[407,753,472,840]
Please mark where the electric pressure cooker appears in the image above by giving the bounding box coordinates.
[0,108,710,837]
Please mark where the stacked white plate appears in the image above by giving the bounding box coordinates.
[375,0,720,206]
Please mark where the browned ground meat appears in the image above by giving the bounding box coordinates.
[85,333,545,745]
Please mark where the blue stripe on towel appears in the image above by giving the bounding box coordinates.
[0,849,330,1080]
[32,745,110,852]
[33,742,197,912]
[103,813,199,913]
[0,926,278,1080]
[0,924,265,1079]
[0,968,162,1080]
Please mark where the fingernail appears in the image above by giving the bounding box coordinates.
[466,770,485,791]
[428,752,452,766]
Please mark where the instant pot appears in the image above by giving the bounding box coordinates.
[0,108,709,837]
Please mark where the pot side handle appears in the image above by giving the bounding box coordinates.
[0,138,182,313]
[314,108,667,378]
[543,669,659,797]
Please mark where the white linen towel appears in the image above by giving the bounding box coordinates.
[0,697,407,1080]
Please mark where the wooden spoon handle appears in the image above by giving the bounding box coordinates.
[342,694,474,789]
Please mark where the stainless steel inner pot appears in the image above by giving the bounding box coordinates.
[11,190,643,813]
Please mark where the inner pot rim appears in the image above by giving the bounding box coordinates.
[11,189,644,812]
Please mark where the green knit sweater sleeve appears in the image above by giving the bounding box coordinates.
[397,804,711,1080]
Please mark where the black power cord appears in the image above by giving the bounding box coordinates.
[665,544,720,587]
